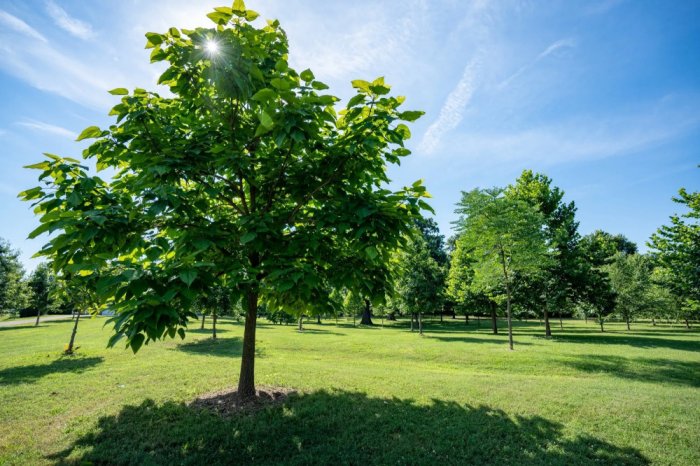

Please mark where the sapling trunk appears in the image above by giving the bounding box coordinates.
[543,308,552,338]
[626,316,630,331]
[200,313,206,329]
[212,311,218,339]
[685,318,690,329]
[559,315,563,330]
[465,314,469,325]
[35,309,41,327]
[298,316,303,332]
[419,312,423,335]
[317,315,321,325]
[237,291,258,400]
[652,317,656,326]
[410,313,415,332]
[65,311,81,354]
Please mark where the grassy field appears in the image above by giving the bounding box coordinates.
[0,316,698,465]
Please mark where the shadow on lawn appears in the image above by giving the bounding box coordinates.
[49,389,649,466]
[551,333,700,352]
[175,336,246,358]
[565,355,700,388]
[0,356,103,385]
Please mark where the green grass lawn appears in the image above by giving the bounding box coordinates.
[0,316,698,465]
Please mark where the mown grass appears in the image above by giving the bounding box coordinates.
[0,316,698,465]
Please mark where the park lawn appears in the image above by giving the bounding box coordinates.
[0,316,698,465]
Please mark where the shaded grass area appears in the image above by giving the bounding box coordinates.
[0,317,698,465]
[51,390,648,466]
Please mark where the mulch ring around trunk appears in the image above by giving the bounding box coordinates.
[190,386,297,416]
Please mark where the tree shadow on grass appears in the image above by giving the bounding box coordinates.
[294,328,347,336]
[0,356,103,386]
[550,333,700,352]
[565,355,700,388]
[49,389,648,466]
[174,337,264,359]
[431,334,534,345]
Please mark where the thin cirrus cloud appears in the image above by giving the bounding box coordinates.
[418,54,483,155]
[497,38,576,90]
[16,118,77,139]
[0,10,47,42]
[45,0,95,40]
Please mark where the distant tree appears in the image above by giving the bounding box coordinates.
[648,184,700,328]
[454,188,549,350]
[506,170,584,337]
[21,3,427,399]
[580,230,637,267]
[606,253,651,330]
[396,236,445,335]
[27,263,60,326]
[0,238,29,315]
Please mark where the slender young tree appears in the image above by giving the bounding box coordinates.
[21,2,427,399]
[454,188,549,350]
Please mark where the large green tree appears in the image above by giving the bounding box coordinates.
[648,185,700,327]
[27,263,60,326]
[605,252,651,330]
[506,170,583,337]
[454,188,549,350]
[21,2,428,399]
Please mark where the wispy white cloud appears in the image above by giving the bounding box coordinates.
[418,54,483,154]
[497,37,576,89]
[46,0,94,40]
[0,10,47,42]
[444,99,700,167]
[16,118,76,139]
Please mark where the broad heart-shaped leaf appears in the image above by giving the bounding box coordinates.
[300,69,315,82]
[109,88,129,95]
[76,126,102,141]
[351,79,371,93]
[232,0,246,13]
[179,269,197,287]
[240,231,257,244]
[258,110,274,130]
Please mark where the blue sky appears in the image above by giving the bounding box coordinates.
[0,0,698,270]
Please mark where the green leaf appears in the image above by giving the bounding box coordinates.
[76,126,102,141]
[145,32,163,48]
[351,80,371,93]
[109,88,129,96]
[179,269,197,287]
[130,333,145,353]
[399,110,424,122]
[258,111,274,130]
[232,0,246,13]
[240,231,257,244]
[365,246,379,260]
[347,94,365,108]
[252,88,276,102]
[245,9,260,21]
[395,124,411,140]
[300,69,315,82]
[311,81,329,91]
[177,328,186,340]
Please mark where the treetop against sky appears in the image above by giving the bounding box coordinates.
[1,0,699,269]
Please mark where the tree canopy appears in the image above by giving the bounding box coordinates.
[21,2,429,398]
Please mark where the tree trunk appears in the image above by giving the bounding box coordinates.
[490,304,498,335]
[387,312,396,321]
[499,250,514,350]
[298,316,303,332]
[360,299,373,325]
[317,315,321,325]
[212,311,218,339]
[685,318,690,329]
[505,290,514,351]
[418,312,423,335]
[626,316,630,331]
[652,317,656,326]
[543,308,552,338]
[584,314,588,324]
[598,313,605,332]
[465,314,469,325]
[353,313,356,327]
[559,315,563,330]
[237,291,258,400]
[200,313,206,329]
[65,311,81,354]
[410,313,415,332]
[35,308,41,327]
